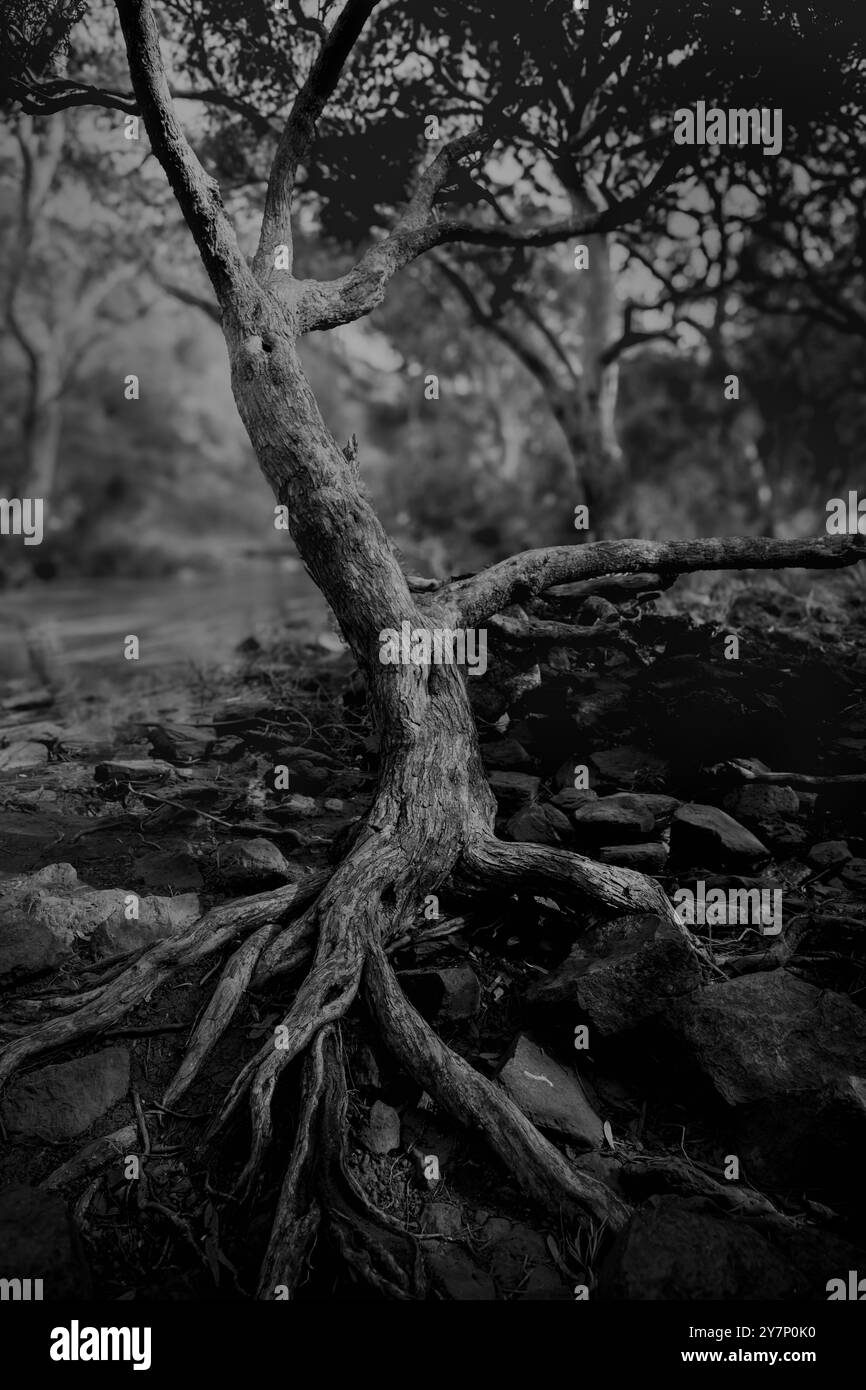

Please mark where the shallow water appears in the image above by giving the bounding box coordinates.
[0,561,327,690]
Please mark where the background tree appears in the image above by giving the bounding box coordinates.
[1,0,864,1298]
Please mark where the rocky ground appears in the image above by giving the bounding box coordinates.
[2,569,866,1300]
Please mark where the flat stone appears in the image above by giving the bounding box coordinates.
[505,803,572,846]
[597,842,669,871]
[496,1034,603,1149]
[667,971,866,1105]
[550,787,598,812]
[0,1184,91,1299]
[481,738,532,771]
[488,772,540,815]
[724,783,799,822]
[671,803,770,869]
[1,1047,130,1141]
[572,796,655,843]
[807,840,851,869]
[529,914,701,1036]
[589,746,668,787]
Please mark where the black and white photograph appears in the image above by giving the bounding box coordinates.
[1,0,865,1359]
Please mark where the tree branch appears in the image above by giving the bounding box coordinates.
[113,0,255,310]
[252,0,380,278]
[5,76,138,115]
[298,146,687,333]
[443,536,866,626]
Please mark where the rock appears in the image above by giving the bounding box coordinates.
[425,1246,496,1300]
[208,734,247,761]
[1,1048,130,1141]
[670,803,770,869]
[738,1075,866,1194]
[807,840,851,869]
[550,787,598,812]
[599,1196,801,1300]
[90,891,200,957]
[0,741,49,770]
[597,842,669,872]
[211,837,291,889]
[589,746,668,787]
[94,759,175,786]
[482,1218,569,1299]
[0,1184,91,1299]
[0,903,67,980]
[0,864,200,970]
[840,859,866,893]
[518,1265,573,1300]
[758,819,809,854]
[572,796,655,843]
[399,966,481,1022]
[553,759,586,791]
[495,1034,603,1149]
[488,771,540,815]
[363,1100,401,1155]
[422,1202,463,1237]
[143,723,214,764]
[279,757,330,794]
[668,971,866,1105]
[529,914,701,1036]
[481,738,532,771]
[724,783,799,823]
[505,803,572,846]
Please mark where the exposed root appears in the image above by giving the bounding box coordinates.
[0,871,328,1094]
[461,831,678,922]
[364,941,630,1232]
[256,1027,327,1299]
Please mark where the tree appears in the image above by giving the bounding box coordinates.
[1,0,864,1298]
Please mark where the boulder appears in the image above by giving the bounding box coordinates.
[0,1184,91,1299]
[671,803,770,869]
[599,1196,802,1300]
[667,970,866,1105]
[529,913,702,1036]
[1,1047,130,1141]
